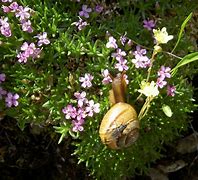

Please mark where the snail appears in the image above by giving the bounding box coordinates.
[99,72,139,149]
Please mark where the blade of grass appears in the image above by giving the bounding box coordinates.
[171,52,198,76]
[171,12,193,53]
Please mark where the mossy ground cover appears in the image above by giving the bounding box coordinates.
[0,0,198,179]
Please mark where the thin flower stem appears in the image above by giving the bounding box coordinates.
[138,96,153,121]
[163,51,182,59]
[137,50,156,101]
[116,32,182,60]
[139,101,151,120]
[146,50,156,83]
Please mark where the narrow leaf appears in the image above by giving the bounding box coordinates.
[171,12,193,53]
[171,52,198,76]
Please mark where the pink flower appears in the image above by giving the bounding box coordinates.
[0,25,11,37]
[131,46,150,68]
[76,108,86,121]
[35,32,50,46]
[133,46,147,56]
[2,5,11,13]
[156,66,171,88]
[62,104,77,119]
[167,85,176,96]
[79,5,92,18]
[9,2,19,12]
[22,42,40,58]
[101,69,112,84]
[0,73,6,83]
[72,17,88,31]
[5,92,19,107]
[120,34,128,46]
[74,91,88,107]
[72,119,84,132]
[0,17,12,37]
[123,74,129,84]
[21,19,33,33]
[17,42,41,63]
[86,100,100,117]
[15,6,32,21]
[1,0,13,2]
[115,58,128,72]
[157,66,171,80]
[143,19,155,31]
[79,73,94,88]
[111,48,126,61]
[17,52,28,63]
[156,78,167,88]
[21,42,36,56]
[95,5,103,13]
[132,54,150,68]
[106,36,118,49]
[0,87,7,99]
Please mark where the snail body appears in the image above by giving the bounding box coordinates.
[99,72,140,149]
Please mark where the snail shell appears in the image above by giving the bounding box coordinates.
[99,102,139,149]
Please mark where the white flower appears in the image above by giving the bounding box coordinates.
[153,27,173,44]
[138,81,159,97]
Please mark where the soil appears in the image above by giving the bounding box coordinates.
[0,117,91,180]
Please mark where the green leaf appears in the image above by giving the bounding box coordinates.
[162,104,173,117]
[171,52,198,76]
[69,130,79,139]
[54,125,70,144]
[42,101,50,108]
[171,12,193,53]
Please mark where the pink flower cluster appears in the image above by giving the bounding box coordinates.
[2,1,34,33]
[106,36,150,70]
[167,85,176,97]
[131,46,150,68]
[156,66,176,96]
[62,91,100,132]
[0,16,11,37]
[17,32,50,63]
[112,48,128,72]
[73,4,103,31]
[0,73,20,107]
[106,36,130,72]
[17,42,41,63]
[1,2,50,63]
[156,66,171,88]
[101,69,112,84]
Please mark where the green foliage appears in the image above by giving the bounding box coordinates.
[171,52,198,76]
[0,0,197,179]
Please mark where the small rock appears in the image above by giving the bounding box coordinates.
[157,160,187,173]
[148,168,169,180]
[176,133,198,154]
